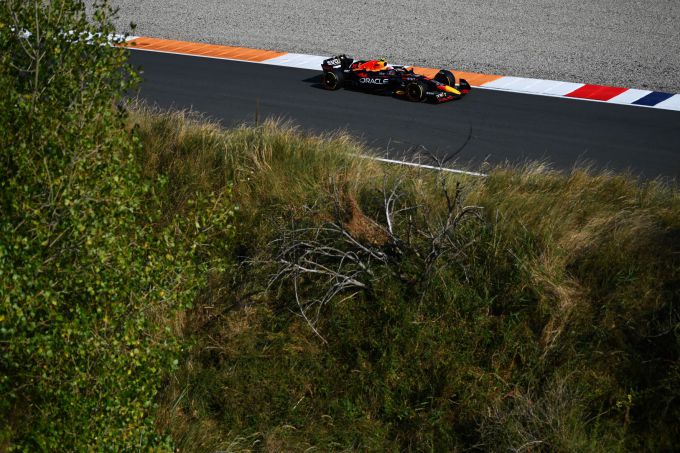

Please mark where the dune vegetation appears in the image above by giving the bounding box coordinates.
[2,0,678,450]
[130,108,679,452]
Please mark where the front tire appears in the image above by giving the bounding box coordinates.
[406,80,427,102]
[434,69,456,87]
[322,69,344,90]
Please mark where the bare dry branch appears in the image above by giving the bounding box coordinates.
[265,166,484,338]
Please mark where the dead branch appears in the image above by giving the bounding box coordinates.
[265,164,484,339]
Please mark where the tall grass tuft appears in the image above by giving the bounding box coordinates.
[131,105,680,452]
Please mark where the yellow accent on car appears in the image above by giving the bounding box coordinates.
[444,85,461,95]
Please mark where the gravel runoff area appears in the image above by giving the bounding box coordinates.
[100,0,680,93]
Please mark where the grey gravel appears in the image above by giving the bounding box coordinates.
[99,0,680,93]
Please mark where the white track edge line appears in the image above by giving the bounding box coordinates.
[357,155,486,177]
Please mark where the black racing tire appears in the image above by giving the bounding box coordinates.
[322,69,344,90]
[405,80,427,102]
[435,69,456,87]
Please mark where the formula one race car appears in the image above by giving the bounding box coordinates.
[321,55,471,103]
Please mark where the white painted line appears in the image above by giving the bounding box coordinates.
[263,53,327,70]
[482,77,585,97]
[540,81,586,96]
[493,77,547,91]
[515,79,568,94]
[654,94,680,111]
[607,89,652,105]
[481,76,523,90]
[357,155,486,177]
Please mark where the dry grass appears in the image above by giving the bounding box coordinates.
[129,105,680,452]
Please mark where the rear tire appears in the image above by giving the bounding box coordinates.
[406,80,427,102]
[434,69,456,87]
[322,69,344,90]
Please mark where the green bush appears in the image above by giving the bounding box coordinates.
[0,2,234,450]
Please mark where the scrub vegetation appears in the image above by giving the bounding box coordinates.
[2,1,679,451]
[131,109,680,452]
[0,1,234,450]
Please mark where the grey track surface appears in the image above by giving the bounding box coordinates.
[102,0,680,93]
[128,50,680,179]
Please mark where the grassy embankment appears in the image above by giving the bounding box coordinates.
[131,107,679,452]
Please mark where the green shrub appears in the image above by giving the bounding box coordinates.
[0,3,234,450]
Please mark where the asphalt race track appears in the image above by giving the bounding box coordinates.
[129,50,680,179]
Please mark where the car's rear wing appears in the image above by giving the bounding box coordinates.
[321,55,354,71]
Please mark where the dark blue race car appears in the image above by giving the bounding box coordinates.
[321,55,471,103]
